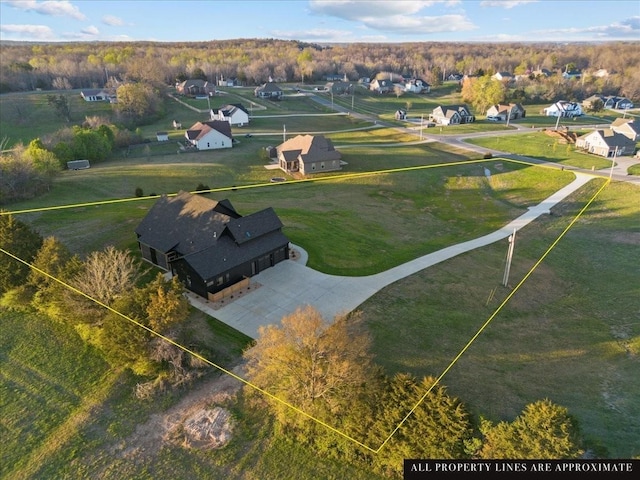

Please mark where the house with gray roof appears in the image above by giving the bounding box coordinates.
[135,191,290,299]
[254,82,283,99]
[176,79,216,97]
[575,129,636,157]
[275,134,342,175]
[429,104,475,125]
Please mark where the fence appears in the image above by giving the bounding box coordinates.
[207,277,251,303]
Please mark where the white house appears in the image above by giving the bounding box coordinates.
[210,104,250,126]
[404,78,430,93]
[185,120,233,150]
[543,101,583,117]
[80,89,110,101]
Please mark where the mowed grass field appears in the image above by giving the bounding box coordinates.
[2,87,639,478]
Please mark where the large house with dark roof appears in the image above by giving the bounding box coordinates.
[210,103,250,126]
[135,191,290,299]
[274,134,342,175]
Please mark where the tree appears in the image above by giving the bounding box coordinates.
[461,75,506,114]
[478,399,584,459]
[98,293,154,373]
[115,83,161,122]
[365,373,474,476]
[393,84,405,98]
[73,246,142,306]
[0,213,43,294]
[28,236,83,320]
[143,273,190,333]
[46,94,71,122]
[243,306,375,428]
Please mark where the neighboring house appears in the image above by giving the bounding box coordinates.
[217,76,240,87]
[542,101,583,117]
[176,79,216,97]
[447,73,463,81]
[80,89,110,101]
[582,94,606,110]
[584,94,633,110]
[485,103,526,121]
[254,82,283,99]
[323,73,345,82]
[395,109,407,120]
[135,191,290,299]
[156,131,169,142]
[275,134,342,175]
[610,118,639,142]
[531,68,552,78]
[324,81,352,94]
[210,103,250,126]
[184,120,233,150]
[603,96,633,110]
[562,68,582,79]
[429,104,475,125]
[575,129,636,157]
[369,78,393,94]
[404,78,430,93]
[492,72,514,82]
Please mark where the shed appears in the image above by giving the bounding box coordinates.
[67,160,90,170]
[156,131,169,142]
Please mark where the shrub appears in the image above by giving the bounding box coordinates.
[483,152,493,159]
[135,187,144,197]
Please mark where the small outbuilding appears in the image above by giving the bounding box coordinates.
[67,159,90,170]
[156,131,169,142]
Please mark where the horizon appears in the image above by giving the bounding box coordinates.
[0,0,639,44]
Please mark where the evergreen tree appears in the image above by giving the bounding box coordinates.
[0,213,43,294]
[478,399,584,459]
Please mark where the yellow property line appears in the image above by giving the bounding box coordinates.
[2,158,537,216]
[0,161,607,454]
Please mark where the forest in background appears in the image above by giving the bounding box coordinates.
[1,39,639,103]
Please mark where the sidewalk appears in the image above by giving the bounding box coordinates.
[187,172,595,339]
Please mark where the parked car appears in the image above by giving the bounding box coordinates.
[486,115,500,122]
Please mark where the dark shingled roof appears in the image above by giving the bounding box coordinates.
[135,191,289,280]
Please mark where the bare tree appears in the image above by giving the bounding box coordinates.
[74,246,141,305]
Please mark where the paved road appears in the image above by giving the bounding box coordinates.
[188,172,595,339]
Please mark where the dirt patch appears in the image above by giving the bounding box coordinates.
[109,363,245,463]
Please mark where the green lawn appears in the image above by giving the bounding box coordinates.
[2,86,639,477]
[0,90,113,147]
[465,131,619,170]
[360,178,640,458]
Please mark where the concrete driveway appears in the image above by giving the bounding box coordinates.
[187,172,595,339]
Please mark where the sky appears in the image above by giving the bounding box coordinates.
[0,0,639,43]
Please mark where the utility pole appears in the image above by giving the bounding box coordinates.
[503,228,517,287]
[609,147,618,179]
[283,124,286,142]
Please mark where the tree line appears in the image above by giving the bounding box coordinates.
[1,39,638,101]
[0,214,199,396]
